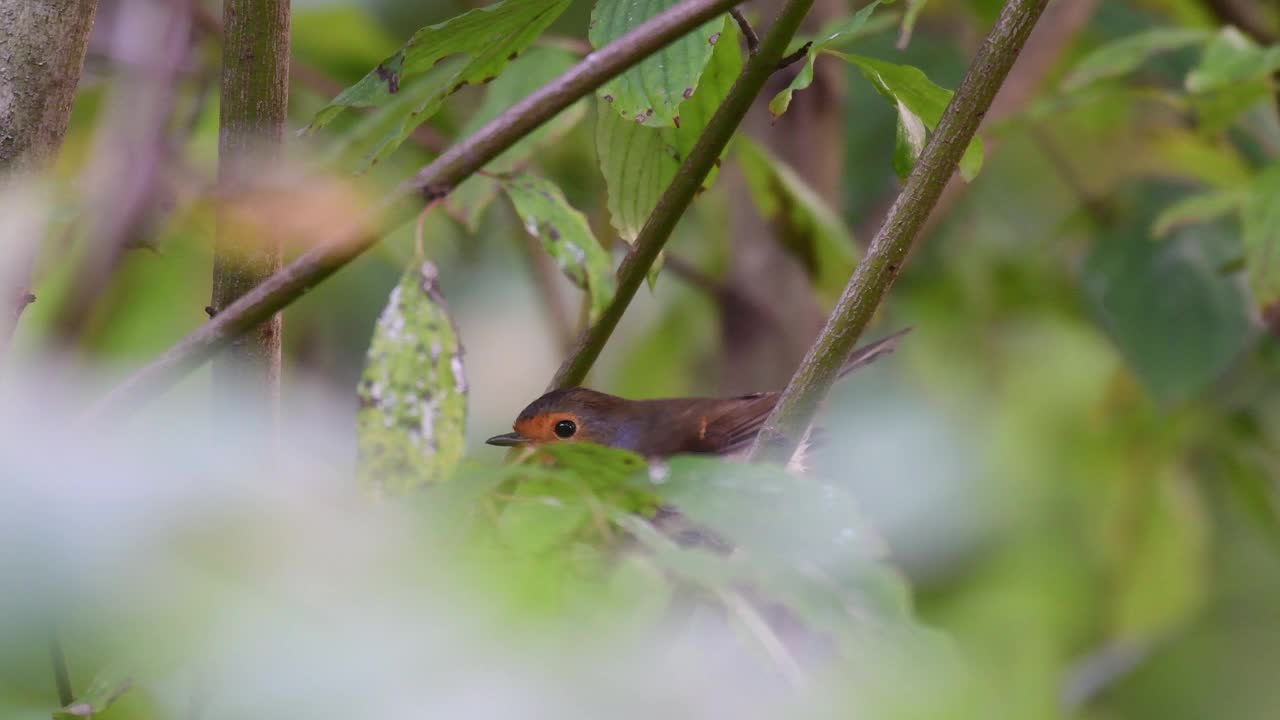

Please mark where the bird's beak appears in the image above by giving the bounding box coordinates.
[485,431,529,447]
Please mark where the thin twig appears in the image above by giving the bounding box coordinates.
[548,0,820,390]
[518,230,576,354]
[730,8,761,53]
[749,0,1052,463]
[81,0,747,421]
[776,42,811,71]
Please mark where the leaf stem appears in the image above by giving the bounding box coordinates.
[729,8,760,53]
[748,0,1052,463]
[80,0,746,421]
[549,0,820,389]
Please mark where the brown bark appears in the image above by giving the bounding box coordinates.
[211,0,289,434]
[0,0,99,356]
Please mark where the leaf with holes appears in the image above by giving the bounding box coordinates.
[590,0,724,127]
[303,0,571,168]
[595,18,741,244]
[836,52,983,181]
[1062,27,1210,91]
[769,0,887,119]
[736,137,857,302]
[357,263,468,492]
[502,174,616,322]
[446,47,585,232]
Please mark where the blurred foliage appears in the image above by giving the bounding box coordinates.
[5,0,1280,719]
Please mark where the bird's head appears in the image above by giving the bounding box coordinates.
[485,387,628,448]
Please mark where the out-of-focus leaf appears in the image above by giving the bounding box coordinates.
[445,48,585,232]
[501,174,616,322]
[736,136,857,301]
[590,0,723,127]
[52,666,132,719]
[1190,78,1271,134]
[357,262,468,492]
[303,0,571,167]
[897,0,927,49]
[292,6,399,77]
[836,52,984,181]
[318,64,459,168]
[1186,27,1280,94]
[497,476,591,552]
[1152,188,1246,238]
[1122,128,1253,189]
[1104,466,1208,639]
[1081,189,1251,403]
[1242,163,1280,320]
[1062,27,1210,91]
[595,18,741,242]
[769,0,886,119]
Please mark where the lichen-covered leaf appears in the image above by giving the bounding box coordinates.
[1062,27,1210,91]
[769,0,887,119]
[595,18,741,243]
[303,0,571,168]
[736,137,857,302]
[445,47,585,232]
[357,262,467,492]
[837,52,983,181]
[590,0,723,127]
[501,174,616,322]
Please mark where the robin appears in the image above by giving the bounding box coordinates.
[486,328,909,461]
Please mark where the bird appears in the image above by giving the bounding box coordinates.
[486,327,909,461]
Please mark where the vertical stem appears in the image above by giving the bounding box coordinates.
[211,0,289,435]
[0,0,100,357]
[549,0,818,389]
[49,625,73,706]
[749,0,1051,463]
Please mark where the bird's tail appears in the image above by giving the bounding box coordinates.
[837,327,912,378]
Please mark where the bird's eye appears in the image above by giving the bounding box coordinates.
[554,419,577,439]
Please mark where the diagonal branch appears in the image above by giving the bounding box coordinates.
[81,0,746,421]
[748,0,1052,463]
[548,0,820,390]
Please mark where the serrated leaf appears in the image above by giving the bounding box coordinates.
[357,262,468,492]
[769,0,886,119]
[836,52,984,181]
[1062,27,1210,91]
[590,0,723,127]
[501,174,616,322]
[52,666,132,719]
[304,0,571,168]
[1152,188,1246,238]
[1242,163,1280,318]
[595,17,741,242]
[445,48,585,232]
[736,137,857,301]
[1186,27,1280,94]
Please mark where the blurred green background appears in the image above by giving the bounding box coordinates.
[5,0,1280,718]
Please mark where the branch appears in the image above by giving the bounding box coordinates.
[730,8,760,53]
[548,0,820,389]
[81,0,746,421]
[748,0,1052,463]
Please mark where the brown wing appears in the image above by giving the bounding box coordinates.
[658,393,780,456]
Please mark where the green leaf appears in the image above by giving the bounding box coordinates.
[356,262,468,492]
[497,476,592,553]
[1186,27,1280,94]
[501,174,617,323]
[769,0,886,119]
[590,0,724,127]
[1242,163,1280,317]
[445,48,585,232]
[595,17,741,242]
[1081,186,1252,404]
[736,137,858,300]
[1152,188,1246,238]
[304,0,571,168]
[1062,27,1210,91]
[52,666,132,719]
[836,52,984,181]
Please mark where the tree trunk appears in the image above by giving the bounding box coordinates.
[210,0,289,438]
[0,0,99,356]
